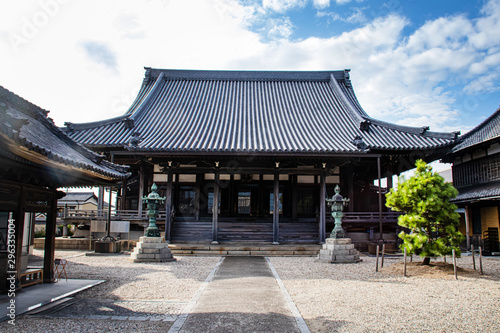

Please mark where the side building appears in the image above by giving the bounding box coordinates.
[63,68,458,245]
[443,107,500,253]
[0,85,129,290]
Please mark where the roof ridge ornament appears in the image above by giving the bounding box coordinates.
[343,69,352,87]
[359,120,371,131]
[124,118,135,129]
[129,131,142,147]
[420,126,430,134]
[352,135,369,151]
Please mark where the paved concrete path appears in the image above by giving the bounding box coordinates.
[172,256,307,333]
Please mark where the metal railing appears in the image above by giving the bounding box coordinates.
[61,209,400,224]
[61,209,167,221]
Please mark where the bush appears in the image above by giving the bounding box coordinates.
[34,228,45,238]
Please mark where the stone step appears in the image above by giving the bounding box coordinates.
[170,249,319,256]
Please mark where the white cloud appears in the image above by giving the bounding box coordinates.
[0,0,498,134]
[312,0,330,9]
[262,0,307,13]
[266,17,294,40]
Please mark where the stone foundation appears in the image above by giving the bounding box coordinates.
[318,238,361,263]
[130,237,176,263]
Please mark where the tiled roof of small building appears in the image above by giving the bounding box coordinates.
[452,181,500,203]
[58,192,96,202]
[0,85,130,181]
[63,68,457,155]
[452,107,500,153]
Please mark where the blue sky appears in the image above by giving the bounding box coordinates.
[1,0,499,136]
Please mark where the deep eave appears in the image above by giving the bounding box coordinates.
[0,85,130,185]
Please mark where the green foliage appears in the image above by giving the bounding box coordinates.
[34,228,45,238]
[386,160,465,260]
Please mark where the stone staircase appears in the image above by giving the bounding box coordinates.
[168,243,321,256]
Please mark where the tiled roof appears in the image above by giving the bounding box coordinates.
[0,85,130,181]
[58,192,95,202]
[452,107,500,153]
[452,181,500,203]
[64,68,457,155]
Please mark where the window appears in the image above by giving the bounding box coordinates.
[238,191,251,215]
[178,186,195,217]
[297,190,315,216]
[472,208,482,235]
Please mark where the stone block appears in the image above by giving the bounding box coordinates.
[326,238,351,245]
[155,253,172,259]
[130,253,155,259]
[139,237,164,243]
[323,244,353,250]
[141,248,162,254]
[138,242,167,249]
[227,250,251,255]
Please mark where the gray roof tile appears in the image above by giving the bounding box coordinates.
[452,107,500,152]
[0,85,130,180]
[64,69,457,154]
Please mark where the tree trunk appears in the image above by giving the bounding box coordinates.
[422,257,431,265]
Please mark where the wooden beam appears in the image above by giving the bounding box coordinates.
[212,172,219,244]
[165,171,173,242]
[319,173,326,243]
[273,173,280,244]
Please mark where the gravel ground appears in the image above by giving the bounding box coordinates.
[2,250,499,332]
[269,255,500,333]
[2,249,220,333]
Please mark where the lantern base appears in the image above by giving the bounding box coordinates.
[144,226,160,237]
[130,237,176,263]
[318,238,361,263]
[330,224,346,239]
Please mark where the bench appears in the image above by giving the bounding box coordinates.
[19,268,43,289]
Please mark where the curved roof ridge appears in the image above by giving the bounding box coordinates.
[129,72,165,120]
[63,115,130,131]
[457,106,500,142]
[367,117,458,140]
[451,106,500,153]
[146,67,346,82]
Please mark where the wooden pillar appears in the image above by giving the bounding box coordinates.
[319,173,326,243]
[377,156,383,241]
[120,180,127,211]
[13,186,26,280]
[212,172,219,244]
[165,171,173,243]
[386,174,393,190]
[273,173,280,244]
[465,205,471,250]
[291,175,298,221]
[97,186,104,213]
[138,164,145,215]
[43,189,58,283]
[195,174,201,221]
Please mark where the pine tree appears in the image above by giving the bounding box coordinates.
[386,160,464,265]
